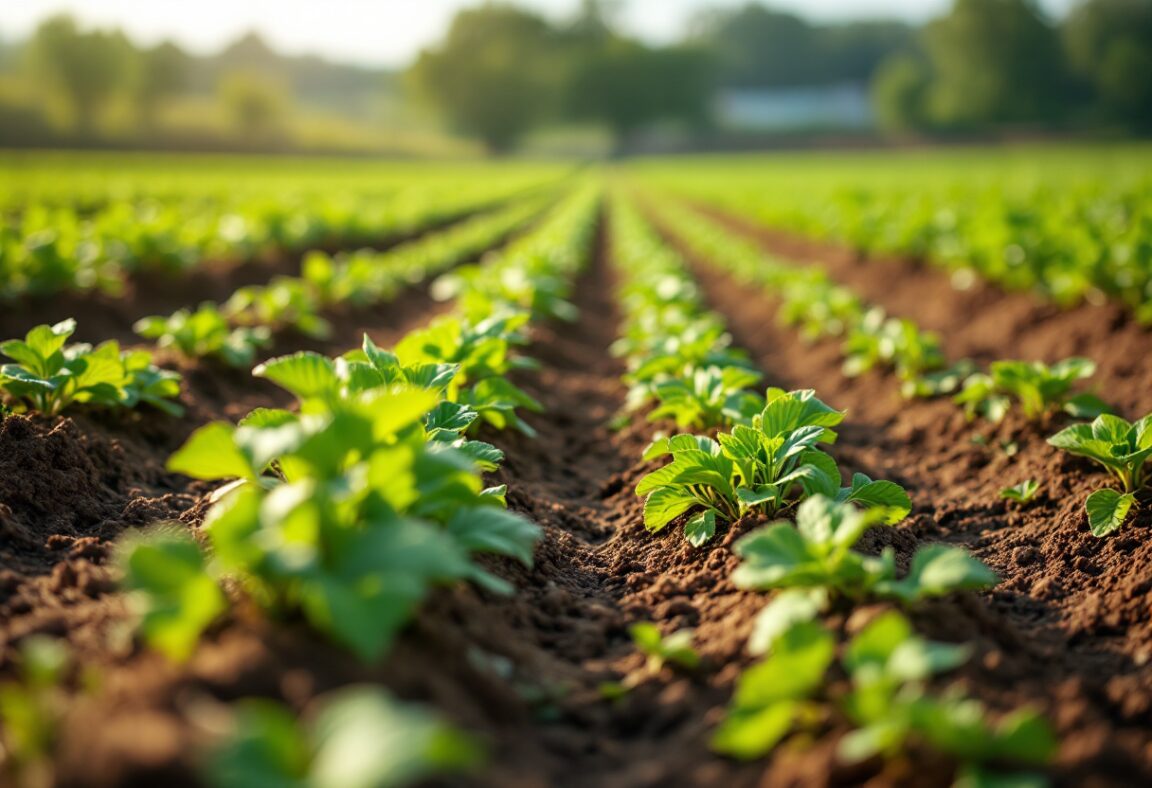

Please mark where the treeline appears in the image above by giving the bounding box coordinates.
[0,16,405,153]
[409,0,1152,151]
[0,0,1149,155]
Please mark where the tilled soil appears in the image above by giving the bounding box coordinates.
[1,207,1150,787]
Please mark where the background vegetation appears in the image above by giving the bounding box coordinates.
[0,0,1147,156]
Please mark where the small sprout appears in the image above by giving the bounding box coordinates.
[1048,412,1152,536]
[630,622,700,674]
[956,357,1110,423]
[1000,480,1040,505]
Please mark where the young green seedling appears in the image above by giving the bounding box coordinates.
[134,303,270,367]
[1048,412,1152,536]
[637,389,910,546]
[1000,480,1040,505]
[0,319,183,416]
[733,495,997,604]
[956,357,1109,423]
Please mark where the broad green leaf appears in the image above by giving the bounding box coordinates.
[683,510,716,547]
[1084,488,1134,537]
[642,488,698,532]
[254,352,340,400]
[167,422,257,481]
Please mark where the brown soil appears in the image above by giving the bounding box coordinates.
[2,204,1150,788]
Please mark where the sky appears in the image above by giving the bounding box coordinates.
[0,0,1078,68]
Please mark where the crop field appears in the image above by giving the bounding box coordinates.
[0,146,1150,788]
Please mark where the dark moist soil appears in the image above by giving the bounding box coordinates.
[654,204,1152,785]
[2,205,1150,787]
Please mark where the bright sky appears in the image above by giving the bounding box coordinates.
[0,0,1078,68]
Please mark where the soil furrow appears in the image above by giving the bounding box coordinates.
[690,202,1152,418]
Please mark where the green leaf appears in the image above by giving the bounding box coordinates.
[642,488,698,533]
[446,506,540,566]
[1084,488,1134,537]
[837,474,912,524]
[711,701,798,760]
[999,480,1039,504]
[310,688,483,788]
[254,352,340,400]
[167,422,258,481]
[683,509,716,547]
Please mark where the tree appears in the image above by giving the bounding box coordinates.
[566,40,713,151]
[137,41,188,128]
[691,4,820,88]
[922,0,1066,128]
[409,4,557,153]
[27,14,136,135]
[1063,0,1152,130]
[218,70,291,145]
[871,54,932,133]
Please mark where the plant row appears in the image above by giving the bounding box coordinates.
[0,185,601,787]
[607,194,1059,786]
[0,172,558,300]
[634,158,1152,321]
[135,191,553,365]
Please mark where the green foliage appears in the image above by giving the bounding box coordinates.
[134,303,270,367]
[711,621,834,759]
[1000,480,1040,505]
[1048,412,1152,536]
[207,687,482,788]
[117,526,228,662]
[922,0,1066,128]
[714,611,1057,782]
[226,277,333,340]
[955,357,1109,423]
[636,388,911,545]
[732,496,996,603]
[410,5,557,152]
[629,623,700,673]
[0,636,70,784]
[0,319,183,416]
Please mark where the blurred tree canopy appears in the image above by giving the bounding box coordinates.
[410,1,714,152]
[922,0,1066,128]
[1,0,1150,154]
[409,5,558,153]
[28,14,136,133]
[689,5,913,88]
[1063,0,1152,130]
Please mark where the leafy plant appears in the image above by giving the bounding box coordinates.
[711,620,834,759]
[636,389,910,546]
[733,496,997,604]
[117,525,228,662]
[225,277,332,340]
[956,357,1109,423]
[134,303,270,367]
[207,687,482,788]
[1000,480,1040,505]
[156,343,539,662]
[0,319,183,416]
[714,612,1056,784]
[839,612,1056,781]
[630,623,700,674]
[0,637,70,787]
[647,365,764,429]
[1048,412,1152,536]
